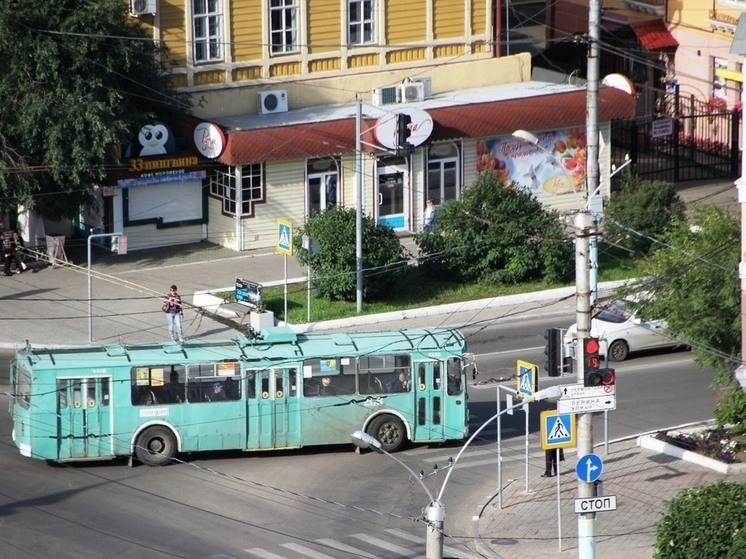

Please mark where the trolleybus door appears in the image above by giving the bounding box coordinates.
[249,368,300,450]
[57,377,112,460]
[414,361,445,441]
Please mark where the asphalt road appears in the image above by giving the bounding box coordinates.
[0,310,716,558]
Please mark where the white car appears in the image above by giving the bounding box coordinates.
[564,300,679,362]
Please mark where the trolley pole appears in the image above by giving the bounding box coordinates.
[88,232,123,343]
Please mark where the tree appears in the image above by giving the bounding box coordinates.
[415,172,572,285]
[603,169,686,256]
[0,0,190,220]
[293,207,408,301]
[620,205,745,429]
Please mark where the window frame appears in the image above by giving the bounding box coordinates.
[269,0,300,55]
[348,0,376,46]
[193,0,224,64]
[209,164,264,218]
[426,143,461,206]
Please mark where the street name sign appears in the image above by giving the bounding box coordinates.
[558,382,616,413]
[574,495,617,513]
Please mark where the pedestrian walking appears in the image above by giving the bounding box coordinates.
[163,284,184,342]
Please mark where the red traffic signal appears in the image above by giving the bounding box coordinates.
[583,337,600,370]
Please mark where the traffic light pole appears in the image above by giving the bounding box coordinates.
[575,211,596,557]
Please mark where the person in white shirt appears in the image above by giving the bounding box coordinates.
[423,197,436,229]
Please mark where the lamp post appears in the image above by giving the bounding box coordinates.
[351,385,562,559]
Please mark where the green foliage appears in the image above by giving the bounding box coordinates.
[604,169,686,256]
[0,0,191,219]
[619,205,744,428]
[415,172,573,284]
[293,206,408,301]
[653,481,746,559]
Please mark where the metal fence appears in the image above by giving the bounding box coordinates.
[611,86,741,188]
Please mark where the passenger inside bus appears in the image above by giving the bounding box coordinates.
[319,377,336,396]
[388,372,410,393]
[209,382,228,401]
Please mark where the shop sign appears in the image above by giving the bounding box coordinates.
[477,129,587,199]
[374,108,433,150]
[194,122,226,158]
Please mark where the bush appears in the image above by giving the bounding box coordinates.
[654,481,746,559]
[415,172,573,284]
[604,169,686,256]
[293,206,408,302]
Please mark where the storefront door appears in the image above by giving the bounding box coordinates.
[376,159,407,230]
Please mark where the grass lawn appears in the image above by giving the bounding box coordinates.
[257,245,642,324]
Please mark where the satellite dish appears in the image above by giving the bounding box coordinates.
[602,74,636,95]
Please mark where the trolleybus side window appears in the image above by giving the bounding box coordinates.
[187,362,241,402]
[58,379,68,409]
[446,357,462,395]
[131,365,186,405]
[15,367,31,410]
[359,355,411,394]
[303,357,356,396]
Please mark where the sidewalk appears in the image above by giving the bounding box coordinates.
[475,435,746,559]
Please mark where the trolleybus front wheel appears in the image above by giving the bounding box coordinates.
[135,426,177,466]
[367,415,406,453]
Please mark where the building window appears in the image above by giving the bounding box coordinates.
[427,143,461,205]
[349,0,375,45]
[307,158,339,216]
[210,165,263,217]
[270,0,299,54]
[193,0,223,63]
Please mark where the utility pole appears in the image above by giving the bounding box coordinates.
[577,0,601,556]
[355,97,363,313]
[730,16,746,397]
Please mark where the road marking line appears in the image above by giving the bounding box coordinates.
[315,538,380,558]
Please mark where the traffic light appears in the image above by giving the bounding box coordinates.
[543,328,562,377]
[585,368,616,388]
[582,337,601,387]
[397,113,413,151]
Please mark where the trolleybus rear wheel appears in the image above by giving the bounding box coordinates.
[135,426,177,466]
[368,415,406,453]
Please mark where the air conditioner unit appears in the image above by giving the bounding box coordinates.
[130,0,157,16]
[372,86,399,106]
[410,77,432,99]
[258,90,289,114]
[401,82,425,103]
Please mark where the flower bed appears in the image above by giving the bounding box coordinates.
[655,427,745,464]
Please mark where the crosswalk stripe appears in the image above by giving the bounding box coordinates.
[385,528,484,559]
[351,533,424,558]
[280,543,335,559]
[315,538,381,558]
[244,549,286,559]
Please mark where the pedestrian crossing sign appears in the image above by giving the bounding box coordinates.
[540,410,576,450]
[277,219,293,255]
[516,360,538,399]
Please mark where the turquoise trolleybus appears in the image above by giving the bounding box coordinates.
[9,327,471,466]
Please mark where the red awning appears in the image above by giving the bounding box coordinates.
[219,87,636,166]
[629,20,678,51]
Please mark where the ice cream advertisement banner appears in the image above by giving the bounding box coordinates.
[476,128,587,198]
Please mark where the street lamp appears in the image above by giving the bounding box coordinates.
[351,385,562,559]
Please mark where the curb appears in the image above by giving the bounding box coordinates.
[637,434,746,474]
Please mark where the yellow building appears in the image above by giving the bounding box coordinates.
[108,1,635,251]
